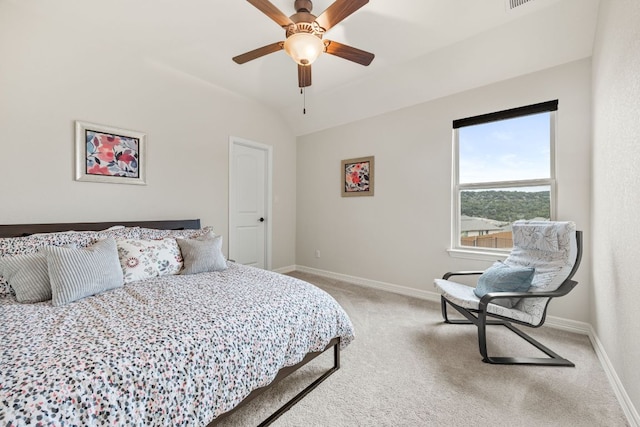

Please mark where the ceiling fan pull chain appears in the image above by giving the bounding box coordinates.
[302,87,306,114]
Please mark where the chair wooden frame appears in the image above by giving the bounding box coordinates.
[440,231,582,366]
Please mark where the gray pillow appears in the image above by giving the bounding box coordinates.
[177,234,227,275]
[44,237,124,306]
[0,253,51,303]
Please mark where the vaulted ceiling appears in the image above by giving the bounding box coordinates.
[6,0,600,135]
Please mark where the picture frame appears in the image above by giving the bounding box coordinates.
[75,121,146,185]
[341,156,375,197]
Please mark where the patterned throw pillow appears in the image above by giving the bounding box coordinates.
[0,231,96,258]
[0,278,11,297]
[0,227,141,258]
[138,226,214,241]
[96,226,142,242]
[116,238,183,283]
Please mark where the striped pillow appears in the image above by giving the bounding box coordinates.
[0,253,51,303]
[44,238,124,306]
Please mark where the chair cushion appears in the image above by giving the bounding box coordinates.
[473,261,535,308]
[507,221,577,320]
[513,223,559,252]
[508,221,576,293]
[434,279,536,324]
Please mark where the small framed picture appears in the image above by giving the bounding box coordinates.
[75,121,146,185]
[341,156,374,197]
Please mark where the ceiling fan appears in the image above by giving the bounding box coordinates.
[232,0,375,88]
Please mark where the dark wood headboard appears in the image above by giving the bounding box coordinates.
[0,219,201,238]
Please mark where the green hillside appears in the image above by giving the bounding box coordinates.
[461,190,550,223]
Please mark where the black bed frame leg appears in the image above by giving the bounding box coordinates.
[258,340,341,427]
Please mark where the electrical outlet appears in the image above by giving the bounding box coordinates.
[315,249,321,258]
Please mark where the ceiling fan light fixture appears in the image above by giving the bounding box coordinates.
[283,32,324,66]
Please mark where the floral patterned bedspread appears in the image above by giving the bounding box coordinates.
[0,263,354,426]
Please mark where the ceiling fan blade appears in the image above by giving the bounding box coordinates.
[298,64,312,88]
[232,42,284,64]
[315,0,368,32]
[324,40,374,66]
[247,0,293,27]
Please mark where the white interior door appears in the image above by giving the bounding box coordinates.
[229,137,272,269]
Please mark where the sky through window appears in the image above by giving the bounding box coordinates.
[459,112,551,184]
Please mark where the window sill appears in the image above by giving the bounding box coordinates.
[447,248,509,262]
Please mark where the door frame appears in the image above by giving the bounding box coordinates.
[228,136,273,270]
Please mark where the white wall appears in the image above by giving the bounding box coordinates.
[296,58,592,323]
[0,3,297,269]
[592,0,640,418]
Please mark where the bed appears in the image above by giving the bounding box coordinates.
[0,219,355,426]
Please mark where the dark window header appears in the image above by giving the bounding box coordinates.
[453,100,558,129]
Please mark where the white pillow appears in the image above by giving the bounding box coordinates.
[117,238,183,283]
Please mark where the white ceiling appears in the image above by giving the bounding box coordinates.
[8,0,600,135]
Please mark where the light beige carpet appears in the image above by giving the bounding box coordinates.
[217,272,628,427]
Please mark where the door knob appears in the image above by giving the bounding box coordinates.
[259,217,265,222]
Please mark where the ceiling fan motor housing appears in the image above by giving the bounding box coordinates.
[294,0,313,13]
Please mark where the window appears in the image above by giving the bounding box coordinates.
[452,100,557,253]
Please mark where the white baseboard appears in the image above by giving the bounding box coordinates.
[291,264,638,427]
[544,315,591,335]
[587,326,640,427]
[272,265,296,274]
[294,265,442,303]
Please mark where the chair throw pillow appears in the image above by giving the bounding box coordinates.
[44,237,124,306]
[177,232,227,275]
[474,261,535,308]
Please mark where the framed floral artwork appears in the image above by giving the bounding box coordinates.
[75,121,146,185]
[341,156,374,197]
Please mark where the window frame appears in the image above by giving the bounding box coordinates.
[449,100,558,260]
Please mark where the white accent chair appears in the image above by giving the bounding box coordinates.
[434,221,582,366]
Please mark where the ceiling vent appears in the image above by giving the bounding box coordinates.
[506,0,535,10]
